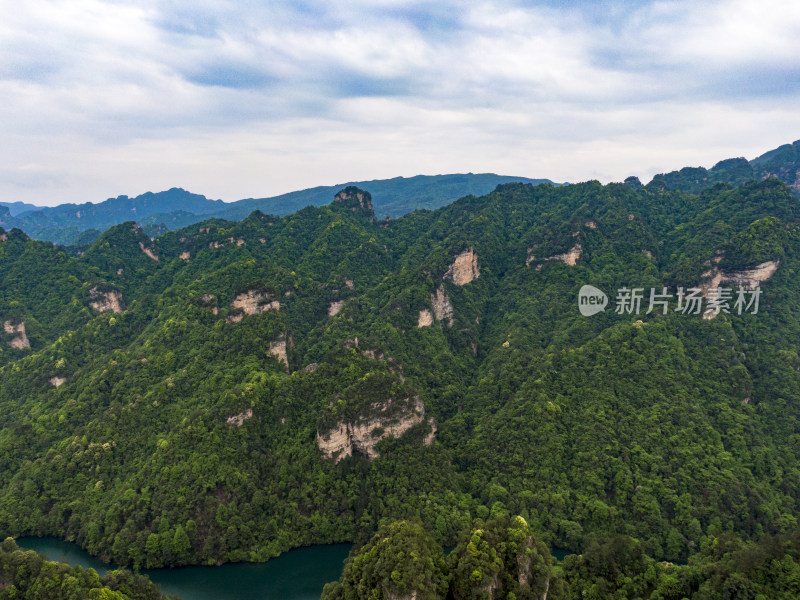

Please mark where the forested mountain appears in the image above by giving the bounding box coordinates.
[3,189,226,245]
[0,201,41,216]
[7,174,555,245]
[650,139,800,194]
[2,172,800,598]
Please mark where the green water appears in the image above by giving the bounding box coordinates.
[16,537,351,600]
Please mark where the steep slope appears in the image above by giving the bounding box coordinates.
[0,178,799,577]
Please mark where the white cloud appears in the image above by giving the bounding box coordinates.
[1,0,799,206]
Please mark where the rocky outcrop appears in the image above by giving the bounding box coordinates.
[318,396,435,463]
[269,337,289,371]
[334,186,375,220]
[431,286,454,326]
[445,248,479,285]
[328,300,345,317]
[3,320,30,349]
[226,408,253,427]
[418,286,454,328]
[49,376,67,387]
[701,259,779,319]
[528,242,582,266]
[180,251,190,262]
[139,241,159,261]
[418,309,434,327]
[227,289,280,322]
[547,243,582,266]
[89,286,124,313]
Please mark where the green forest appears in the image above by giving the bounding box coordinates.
[0,537,174,599]
[2,174,800,598]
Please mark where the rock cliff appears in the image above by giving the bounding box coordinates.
[3,320,30,349]
[318,395,434,462]
[89,287,124,313]
[445,248,479,285]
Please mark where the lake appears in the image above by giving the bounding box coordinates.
[15,536,351,600]
[15,536,574,600]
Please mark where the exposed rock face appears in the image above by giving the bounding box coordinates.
[318,396,435,463]
[431,286,454,326]
[226,408,253,427]
[180,251,190,262]
[269,337,289,371]
[418,309,434,327]
[328,300,345,316]
[334,186,375,220]
[545,243,582,266]
[445,247,479,285]
[49,376,67,387]
[722,260,779,289]
[89,286,124,313]
[3,320,30,349]
[227,289,280,322]
[701,260,779,319]
[418,286,454,327]
[585,221,597,229]
[139,241,159,261]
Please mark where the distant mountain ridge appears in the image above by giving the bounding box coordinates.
[0,201,41,216]
[649,139,800,194]
[7,174,556,245]
[6,139,800,246]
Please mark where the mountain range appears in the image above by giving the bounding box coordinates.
[0,173,556,245]
[3,142,800,598]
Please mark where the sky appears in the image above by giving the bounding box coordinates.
[2,0,800,207]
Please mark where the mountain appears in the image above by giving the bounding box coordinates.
[0,201,42,216]
[211,173,557,221]
[11,174,555,245]
[2,166,800,597]
[649,139,800,193]
[11,188,226,245]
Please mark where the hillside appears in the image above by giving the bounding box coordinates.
[1,175,800,599]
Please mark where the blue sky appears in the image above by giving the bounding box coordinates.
[2,0,800,206]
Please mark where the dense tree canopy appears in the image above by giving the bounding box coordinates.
[1,176,800,599]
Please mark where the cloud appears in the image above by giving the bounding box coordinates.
[1,0,800,205]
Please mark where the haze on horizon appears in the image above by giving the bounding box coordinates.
[2,0,800,207]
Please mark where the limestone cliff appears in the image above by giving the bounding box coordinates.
[445,247,479,285]
[89,286,124,313]
[529,243,581,266]
[269,337,289,372]
[333,186,375,221]
[418,286,454,328]
[701,259,779,319]
[3,320,30,349]
[227,289,280,322]
[318,395,435,462]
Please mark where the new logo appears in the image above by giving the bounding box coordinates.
[578,285,608,316]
